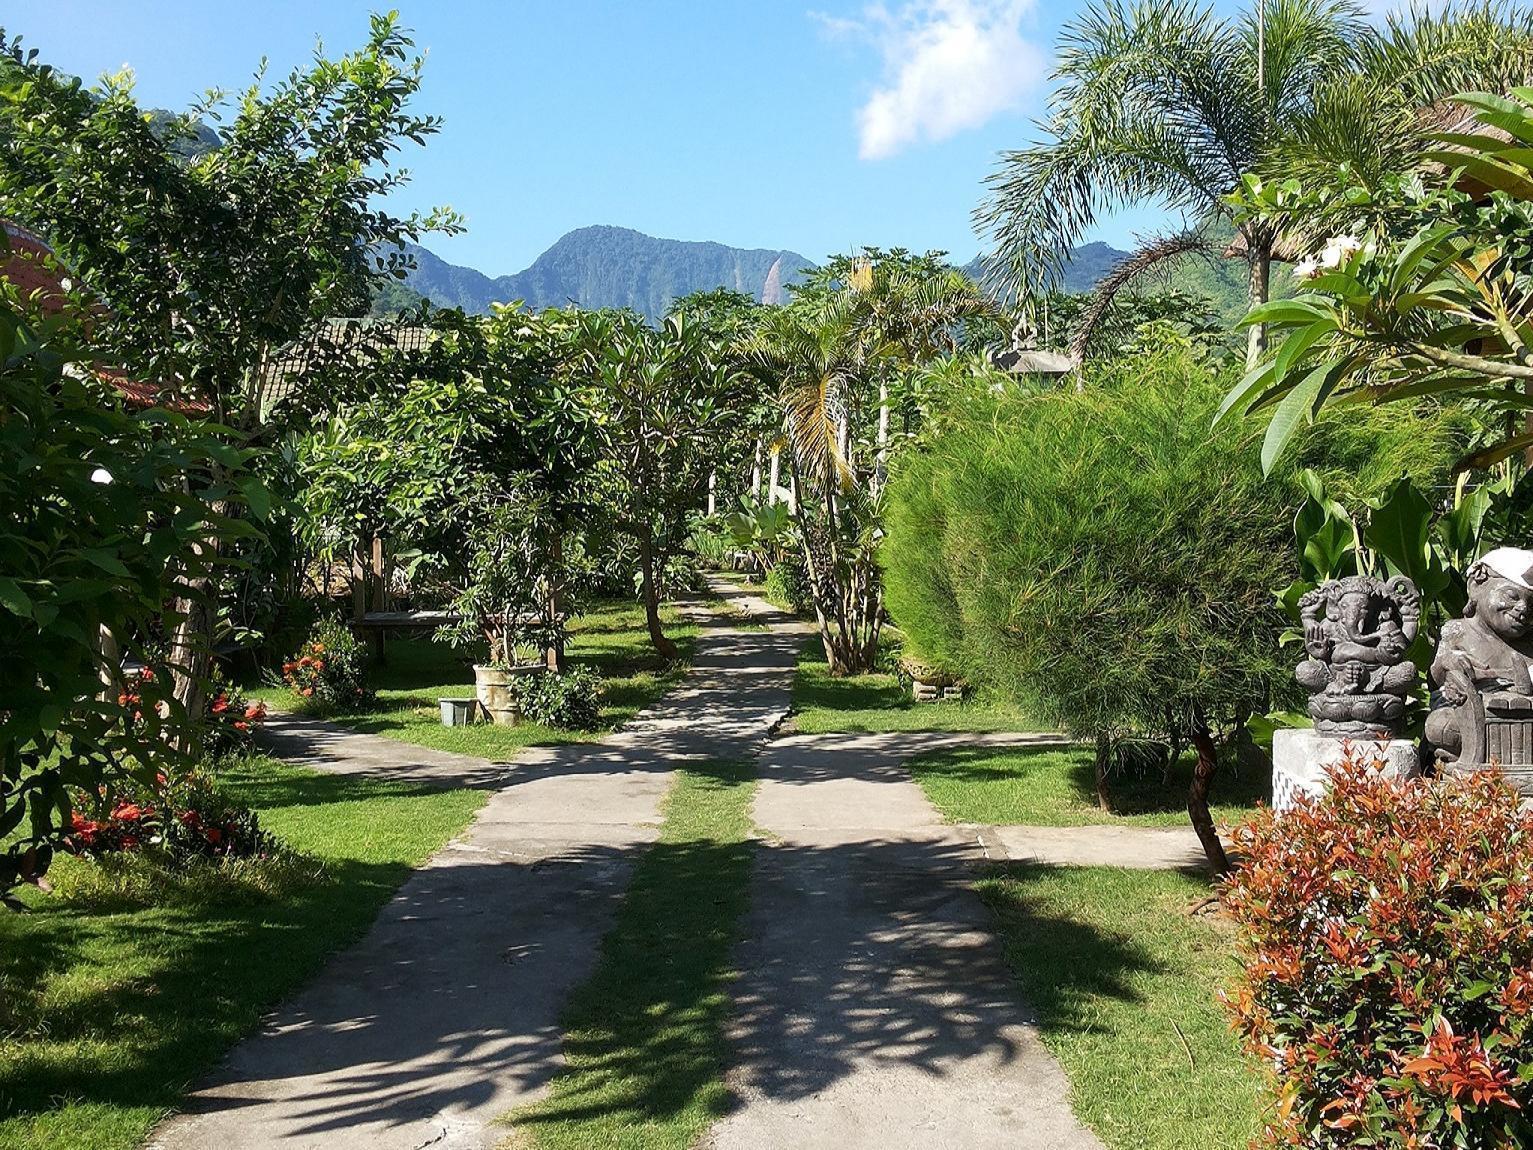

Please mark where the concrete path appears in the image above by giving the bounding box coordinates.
[257,711,510,790]
[151,579,807,1150]
[705,731,1108,1150]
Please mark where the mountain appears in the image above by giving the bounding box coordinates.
[397,228,1139,321]
[400,226,815,321]
[960,241,1130,295]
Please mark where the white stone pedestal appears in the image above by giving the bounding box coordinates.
[1272,729,1420,814]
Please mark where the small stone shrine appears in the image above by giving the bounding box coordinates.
[1425,547,1533,797]
[1273,574,1422,812]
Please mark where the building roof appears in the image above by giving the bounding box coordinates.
[2,220,73,315]
[2,219,208,413]
[259,318,437,415]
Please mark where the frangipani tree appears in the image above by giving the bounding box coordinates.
[565,308,736,659]
[1222,87,1533,471]
[0,15,458,720]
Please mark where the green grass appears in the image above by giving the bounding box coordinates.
[978,865,1262,1150]
[508,759,755,1150]
[789,640,1038,735]
[247,599,706,760]
[908,744,1270,828]
[0,755,485,1150]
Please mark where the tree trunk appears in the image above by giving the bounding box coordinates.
[1244,239,1273,370]
[544,533,567,673]
[351,541,367,622]
[168,581,213,743]
[1093,732,1115,812]
[768,449,780,505]
[1187,708,1231,875]
[638,530,677,660]
[370,535,388,612]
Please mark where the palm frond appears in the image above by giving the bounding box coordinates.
[1070,226,1218,360]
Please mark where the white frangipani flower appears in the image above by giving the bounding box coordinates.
[1319,235,1361,269]
[90,467,113,485]
[1292,257,1321,281]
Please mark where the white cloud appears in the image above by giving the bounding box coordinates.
[817,1,1044,161]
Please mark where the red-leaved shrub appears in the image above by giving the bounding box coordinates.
[1223,753,1533,1147]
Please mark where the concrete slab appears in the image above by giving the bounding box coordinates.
[978,822,1214,871]
[149,578,808,1150]
[706,731,1106,1150]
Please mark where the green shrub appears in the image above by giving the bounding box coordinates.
[511,667,603,729]
[281,617,371,712]
[883,348,1297,740]
[1224,757,1533,1147]
[763,552,812,615]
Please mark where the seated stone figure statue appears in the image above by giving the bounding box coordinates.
[1426,548,1533,781]
[1295,575,1420,737]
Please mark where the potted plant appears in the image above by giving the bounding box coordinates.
[897,654,966,703]
[436,498,564,725]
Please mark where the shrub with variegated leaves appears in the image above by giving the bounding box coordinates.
[1223,753,1533,1147]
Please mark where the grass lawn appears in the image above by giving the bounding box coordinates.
[248,599,706,760]
[508,759,755,1150]
[978,865,1263,1150]
[789,640,1038,735]
[908,743,1270,829]
[0,755,485,1150]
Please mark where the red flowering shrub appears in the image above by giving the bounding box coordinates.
[1223,753,1533,1147]
[204,671,267,755]
[114,666,266,755]
[64,769,279,863]
[281,618,369,712]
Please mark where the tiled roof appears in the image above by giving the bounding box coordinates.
[2,220,72,315]
[2,219,208,413]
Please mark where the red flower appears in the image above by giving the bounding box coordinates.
[111,802,145,822]
[211,694,230,714]
[205,826,223,846]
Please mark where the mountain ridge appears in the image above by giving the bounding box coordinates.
[394,226,1139,321]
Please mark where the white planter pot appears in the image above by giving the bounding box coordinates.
[473,664,544,727]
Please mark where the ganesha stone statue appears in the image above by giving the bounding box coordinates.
[1295,575,1421,738]
[1426,548,1533,794]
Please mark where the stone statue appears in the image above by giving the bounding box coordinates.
[1295,575,1420,737]
[1425,548,1533,790]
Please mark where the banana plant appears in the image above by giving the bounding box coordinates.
[724,495,794,571]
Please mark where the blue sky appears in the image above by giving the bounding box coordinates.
[12,1,1248,274]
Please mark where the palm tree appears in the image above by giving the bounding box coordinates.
[976,0,1533,367]
[746,253,1000,676]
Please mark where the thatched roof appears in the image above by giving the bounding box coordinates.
[259,318,436,415]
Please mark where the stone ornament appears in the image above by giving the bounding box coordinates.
[1426,548,1533,793]
[1295,574,1421,738]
